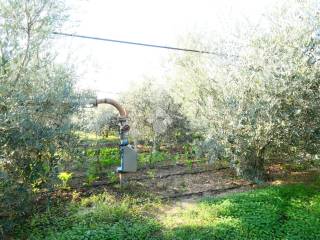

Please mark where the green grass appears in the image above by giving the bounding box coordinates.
[138,151,207,167]
[163,183,320,240]
[16,183,320,239]
[18,194,162,240]
[86,147,120,167]
[75,131,201,170]
[76,131,119,143]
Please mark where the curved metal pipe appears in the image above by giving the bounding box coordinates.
[88,97,136,173]
[93,98,127,117]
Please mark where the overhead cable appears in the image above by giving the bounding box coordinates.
[52,32,238,57]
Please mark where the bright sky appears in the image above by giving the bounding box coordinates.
[54,0,278,99]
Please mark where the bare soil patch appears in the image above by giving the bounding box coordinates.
[68,163,253,200]
[67,162,319,203]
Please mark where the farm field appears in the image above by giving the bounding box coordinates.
[1,1,320,239]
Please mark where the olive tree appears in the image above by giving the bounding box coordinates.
[168,0,320,181]
[122,79,191,152]
[76,106,119,136]
[0,0,84,235]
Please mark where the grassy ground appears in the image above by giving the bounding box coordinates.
[27,133,320,239]
[162,183,320,240]
[75,131,119,143]
[16,181,320,240]
[69,132,205,186]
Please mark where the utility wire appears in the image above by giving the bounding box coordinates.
[52,32,238,57]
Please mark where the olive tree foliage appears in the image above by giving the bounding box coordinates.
[0,0,84,234]
[121,79,191,152]
[75,105,119,136]
[168,1,320,181]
